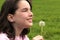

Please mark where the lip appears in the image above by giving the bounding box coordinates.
[27,18,32,23]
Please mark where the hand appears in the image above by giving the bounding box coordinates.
[32,35,44,40]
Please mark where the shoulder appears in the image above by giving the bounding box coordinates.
[0,33,9,40]
[24,35,29,40]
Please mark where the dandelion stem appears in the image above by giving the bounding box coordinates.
[41,26,43,36]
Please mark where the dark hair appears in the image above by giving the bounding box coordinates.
[0,0,32,39]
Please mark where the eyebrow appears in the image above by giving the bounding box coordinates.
[22,8,28,9]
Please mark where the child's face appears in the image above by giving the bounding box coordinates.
[12,0,33,28]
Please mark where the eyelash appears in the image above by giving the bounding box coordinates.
[22,9,32,12]
[22,9,28,12]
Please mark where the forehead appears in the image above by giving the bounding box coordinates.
[17,0,30,9]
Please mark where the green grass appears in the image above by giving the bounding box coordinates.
[0,0,60,40]
[29,0,60,40]
[0,0,5,10]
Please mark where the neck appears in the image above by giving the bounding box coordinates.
[13,24,24,36]
[15,27,23,36]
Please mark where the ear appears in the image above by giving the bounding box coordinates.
[7,14,14,22]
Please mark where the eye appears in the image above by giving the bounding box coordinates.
[21,8,28,12]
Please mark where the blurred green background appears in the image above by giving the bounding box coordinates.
[0,0,60,40]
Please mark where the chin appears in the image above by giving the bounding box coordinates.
[25,23,33,28]
[29,22,33,26]
[29,23,33,26]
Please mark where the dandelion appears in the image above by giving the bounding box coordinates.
[39,20,45,27]
[39,20,45,35]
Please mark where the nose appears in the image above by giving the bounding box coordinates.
[29,11,33,17]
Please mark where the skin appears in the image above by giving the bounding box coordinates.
[7,0,33,36]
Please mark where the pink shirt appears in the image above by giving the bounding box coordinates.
[15,35,29,40]
[0,33,29,40]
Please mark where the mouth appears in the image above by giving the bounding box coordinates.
[27,18,32,23]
